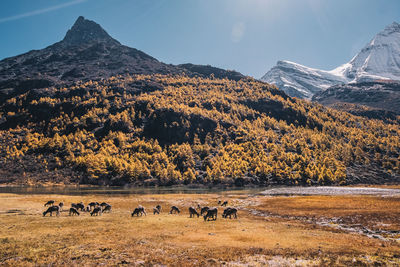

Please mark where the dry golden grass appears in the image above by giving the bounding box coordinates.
[0,193,399,266]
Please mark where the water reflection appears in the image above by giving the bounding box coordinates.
[0,185,265,196]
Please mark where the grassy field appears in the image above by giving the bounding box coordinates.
[1,192,400,266]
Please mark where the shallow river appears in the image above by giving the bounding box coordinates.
[0,185,265,196]
[1,185,400,196]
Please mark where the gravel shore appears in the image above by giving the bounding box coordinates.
[260,186,400,196]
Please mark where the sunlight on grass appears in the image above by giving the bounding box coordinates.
[0,193,399,265]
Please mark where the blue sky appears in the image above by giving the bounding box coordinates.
[0,0,399,78]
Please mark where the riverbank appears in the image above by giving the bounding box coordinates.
[260,186,400,196]
[0,184,265,196]
[1,184,400,196]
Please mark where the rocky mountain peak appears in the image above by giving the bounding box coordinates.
[381,21,400,35]
[61,16,120,46]
[261,21,400,98]
[0,16,241,94]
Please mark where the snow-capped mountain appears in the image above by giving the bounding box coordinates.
[261,22,400,99]
[338,22,400,82]
[260,60,347,99]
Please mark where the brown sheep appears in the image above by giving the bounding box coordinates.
[90,207,102,216]
[203,208,218,221]
[88,202,98,211]
[153,207,160,215]
[43,206,60,217]
[222,207,238,219]
[44,200,55,207]
[69,207,80,216]
[189,207,199,218]
[200,206,209,215]
[131,205,146,217]
[153,205,162,215]
[100,202,109,207]
[169,206,180,214]
[76,203,85,211]
[102,204,112,213]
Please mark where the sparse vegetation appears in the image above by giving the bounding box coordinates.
[0,192,399,266]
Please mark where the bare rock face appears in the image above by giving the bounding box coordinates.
[61,16,120,46]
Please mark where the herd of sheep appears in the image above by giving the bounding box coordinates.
[43,200,111,217]
[42,199,238,221]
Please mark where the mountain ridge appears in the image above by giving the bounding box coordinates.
[0,17,179,83]
[312,80,400,121]
[0,16,245,103]
[261,60,347,99]
[261,21,400,99]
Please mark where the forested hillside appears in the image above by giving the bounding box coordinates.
[313,81,400,122]
[0,74,399,186]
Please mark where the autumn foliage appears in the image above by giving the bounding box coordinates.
[0,74,399,185]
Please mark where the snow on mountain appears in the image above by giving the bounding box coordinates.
[261,60,347,99]
[336,22,400,82]
[261,22,400,99]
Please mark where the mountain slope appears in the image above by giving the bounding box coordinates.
[0,17,182,84]
[261,22,400,99]
[0,17,398,186]
[0,16,247,103]
[336,22,400,82]
[0,74,398,186]
[312,81,400,122]
[178,63,245,81]
[0,16,184,97]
